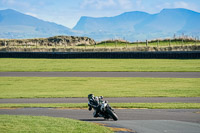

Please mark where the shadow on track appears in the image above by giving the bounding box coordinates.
[80,119,112,121]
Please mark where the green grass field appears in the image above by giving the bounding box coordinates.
[0,77,199,98]
[0,115,112,133]
[0,103,200,109]
[0,58,199,72]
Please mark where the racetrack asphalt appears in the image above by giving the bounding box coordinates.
[1,97,200,133]
[1,97,200,103]
[0,108,200,133]
[0,72,200,78]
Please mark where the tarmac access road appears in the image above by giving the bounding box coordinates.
[0,72,199,78]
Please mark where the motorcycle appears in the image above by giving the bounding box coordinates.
[89,97,118,121]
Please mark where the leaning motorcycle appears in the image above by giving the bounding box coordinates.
[91,100,118,121]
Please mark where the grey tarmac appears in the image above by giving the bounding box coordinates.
[1,97,200,103]
[0,72,200,78]
[0,108,200,133]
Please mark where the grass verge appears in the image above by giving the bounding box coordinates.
[96,40,200,47]
[0,59,199,72]
[0,115,113,133]
[0,103,200,109]
[0,77,199,98]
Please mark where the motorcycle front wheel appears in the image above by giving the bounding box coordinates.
[107,109,118,121]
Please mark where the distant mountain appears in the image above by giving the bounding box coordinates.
[135,8,200,32]
[0,9,74,39]
[1,8,200,41]
[74,8,200,41]
[74,11,150,32]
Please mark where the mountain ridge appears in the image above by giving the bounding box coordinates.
[73,8,200,41]
[0,8,200,41]
[0,9,73,39]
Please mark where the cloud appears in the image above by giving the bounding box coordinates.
[81,0,116,9]
[155,2,171,10]
[118,0,133,10]
[173,1,190,9]
[1,0,30,7]
[25,12,38,18]
[1,0,15,4]
[136,0,142,6]
[155,1,196,11]
[81,0,135,10]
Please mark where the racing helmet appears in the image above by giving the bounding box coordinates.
[88,94,94,100]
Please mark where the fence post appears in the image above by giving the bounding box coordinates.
[115,40,117,48]
[105,41,107,48]
[137,40,138,47]
[146,40,148,47]
[195,38,197,45]
[182,39,184,46]
[7,41,9,49]
[169,39,171,47]
[157,40,159,47]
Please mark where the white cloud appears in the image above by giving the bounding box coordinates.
[173,1,190,9]
[97,0,116,9]
[81,0,116,9]
[155,2,171,10]
[136,0,142,6]
[1,0,15,4]
[156,1,195,11]
[25,12,38,18]
[81,0,135,10]
[2,0,28,6]
[118,0,133,10]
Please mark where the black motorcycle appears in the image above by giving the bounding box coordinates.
[90,100,118,121]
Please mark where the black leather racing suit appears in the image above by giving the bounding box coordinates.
[88,97,101,117]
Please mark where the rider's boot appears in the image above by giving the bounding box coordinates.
[93,111,99,117]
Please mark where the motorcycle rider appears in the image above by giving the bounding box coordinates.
[88,94,103,117]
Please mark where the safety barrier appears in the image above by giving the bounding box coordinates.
[0,51,199,59]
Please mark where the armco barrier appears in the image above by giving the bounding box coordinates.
[0,51,200,59]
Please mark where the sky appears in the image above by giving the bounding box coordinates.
[0,0,200,28]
